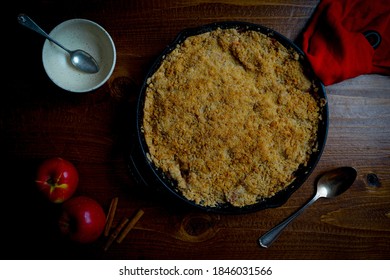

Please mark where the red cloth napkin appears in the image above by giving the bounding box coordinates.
[301,0,390,85]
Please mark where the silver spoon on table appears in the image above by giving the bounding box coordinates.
[17,14,99,74]
[259,166,357,248]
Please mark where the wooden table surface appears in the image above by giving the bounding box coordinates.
[3,0,389,260]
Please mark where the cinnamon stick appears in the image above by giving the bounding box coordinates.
[104,197,118,236]
[103,216,128,251]
[116,209,144,244]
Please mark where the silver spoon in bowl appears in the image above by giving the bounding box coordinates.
[259,166,357,248]
[17,14,99,74]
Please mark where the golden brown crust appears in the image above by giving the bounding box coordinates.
[143,28,320,207]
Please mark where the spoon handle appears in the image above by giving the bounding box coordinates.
[258,194,320,248]
[17,14,70,53]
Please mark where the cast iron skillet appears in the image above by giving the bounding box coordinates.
[130,21,329,214]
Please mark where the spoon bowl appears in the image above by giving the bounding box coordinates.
[69,49,100,74]
[316,167,357,198]
[258,166,357,248]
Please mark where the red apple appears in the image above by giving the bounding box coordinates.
[58,196,106,243]
[35,157,79,203]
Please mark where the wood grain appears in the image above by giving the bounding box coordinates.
[2,0,389,260]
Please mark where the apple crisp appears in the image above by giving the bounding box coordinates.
[142,27,322,207]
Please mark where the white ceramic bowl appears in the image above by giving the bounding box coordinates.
[42,19,116,93]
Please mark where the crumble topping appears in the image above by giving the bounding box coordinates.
[143,28,321,207]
